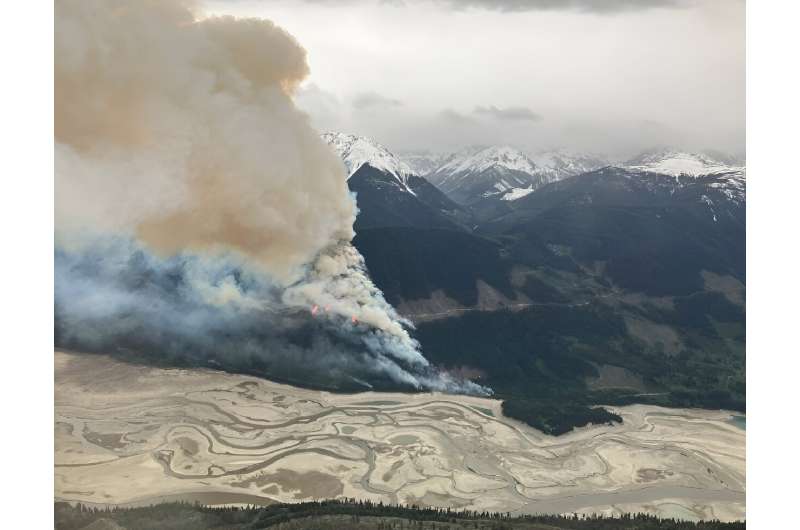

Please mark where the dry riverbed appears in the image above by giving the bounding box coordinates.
[54,350,745,521]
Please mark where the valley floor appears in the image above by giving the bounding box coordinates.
[54,351,745,522]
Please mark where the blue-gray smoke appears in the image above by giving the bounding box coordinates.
[55,237,491,394]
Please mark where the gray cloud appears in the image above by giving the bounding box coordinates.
[433,0,686,13]
[352,91,404,110]
[474,105,542,122]
[439,108,476,124]
[234,0,686,14]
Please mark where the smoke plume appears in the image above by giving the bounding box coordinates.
[55,0,488,395]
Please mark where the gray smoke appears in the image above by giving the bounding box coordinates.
[54,0,489,395]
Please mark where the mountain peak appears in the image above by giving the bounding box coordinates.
[321,132,415,185]
[529,148,609,177]
[436,145,538,176]
[623,148,742,177]
[428,145,591,204]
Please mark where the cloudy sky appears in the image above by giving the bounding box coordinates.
[203,0,745,159]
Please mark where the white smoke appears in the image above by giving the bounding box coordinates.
[54,0,489,395]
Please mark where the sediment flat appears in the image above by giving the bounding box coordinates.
[54,350,745,521]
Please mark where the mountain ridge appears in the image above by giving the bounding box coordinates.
[320,131,745,435]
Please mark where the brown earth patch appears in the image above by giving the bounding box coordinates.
[625,317,683,356]
[702,271,745,306]
[232,469,343,499]
[175,436,199,456]
[636,468,674,483]
[586,364,647,392]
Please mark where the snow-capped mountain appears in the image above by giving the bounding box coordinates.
[435,145,539,177]
[427,146,560,205]
[618,148,746,215]
[322,132,416,192]
[623,148,742,177]
[321,132,471,231]
[530,149,609,180]
[426,146,609,205]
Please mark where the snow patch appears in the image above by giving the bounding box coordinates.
[501,186,535,201]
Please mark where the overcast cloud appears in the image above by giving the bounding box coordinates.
[234,0,686,13]
[204,0,744,158]
[352,91,404,110]
[474,105,543,122]
[431,0,686,13]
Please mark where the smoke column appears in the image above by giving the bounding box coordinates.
[55,0,489,395]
